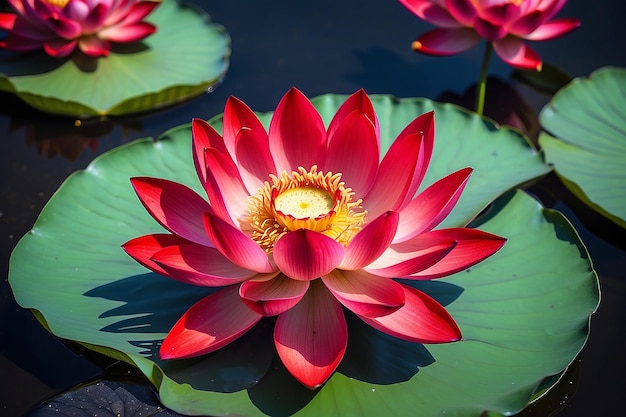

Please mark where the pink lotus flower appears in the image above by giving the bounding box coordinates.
[123,88,506,389]
[399,0,580,70]
[0,0,159,57]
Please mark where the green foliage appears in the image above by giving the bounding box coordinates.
[540,66,626,228]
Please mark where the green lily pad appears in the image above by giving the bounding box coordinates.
[0,0,230,117]
[539,66,626,228]
[9,95,597,416]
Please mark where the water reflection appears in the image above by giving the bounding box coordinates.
[0,92,145,160]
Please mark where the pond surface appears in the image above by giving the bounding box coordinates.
[1,0,625,415]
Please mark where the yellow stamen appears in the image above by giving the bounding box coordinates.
[241,166,366,252]
[43,0,70,7]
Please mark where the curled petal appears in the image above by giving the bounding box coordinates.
[273,229,344,281]
[340,211,398,270]
[493,36,542,70]
[398,0,462,28]
[203,147,250,224]
[473,16,508,41]
[48,17,82,39]
[395,167,472,242]
[360,285,462,343]
[365,240,457,278]
[444,0,477,26]
[522,18,581,41]
[235,127,277,194]
[481,3,520,26]
[6,0,27,15]
[18,0,50,25]
[506,10,545,35]
[269,87,326,173]
[98,21,156,42]
[203,212,274,273]
[326,89,379,143]
[43,38,78,57]
[78,35,111,56]
[408,228,507,279]
[364,111,434,218]
[0,13,18,31]
[223,95,268,161]
[324,110,379,198]
[537,0,569,21]
[274,281,347,389]
[122,233,191,277]
[130,177,214,247]
[412,27,481,56]
[240,274,309,316]
[151,243,257,286]
[118,0,161,25]
[387,109,434,188]
[191,118,228,186]
[160,286,262,359]
[322,269,405,318]
[364,133,423,219]
[7,16,53,40]
[80,3,107,33]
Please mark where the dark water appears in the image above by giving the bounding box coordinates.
[1,0,625,415]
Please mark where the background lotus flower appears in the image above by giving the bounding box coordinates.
[399,0,580,70]
[122,88,506,389]
[0,0,160,57]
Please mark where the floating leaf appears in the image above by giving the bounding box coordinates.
[10,95,597,416]
[0,0,230,117]
[540,66,626,228]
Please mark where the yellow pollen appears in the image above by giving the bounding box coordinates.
[240,166,366,252]
[43,0,70,7]
[274,186,334,219]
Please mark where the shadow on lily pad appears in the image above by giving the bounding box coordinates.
[72,42,152,73]
[85,273,216,335]
[248,355,320,416]
[402,279,465,308]
[339,312,435,383]
[160,319,276,393]
[247,279,463,417]
[0,50,67,76]
[86,273,465,413]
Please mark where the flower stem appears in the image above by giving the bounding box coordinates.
[474,42,493,116]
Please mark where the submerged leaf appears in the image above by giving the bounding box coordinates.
[30,380,185,416]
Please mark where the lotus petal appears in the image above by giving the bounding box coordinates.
[274,281,347,389]
[160,286,262,359]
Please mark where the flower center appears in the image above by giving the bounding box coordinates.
[241,166,366,252]
[43,0,70,7]
[273,186,334,219]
